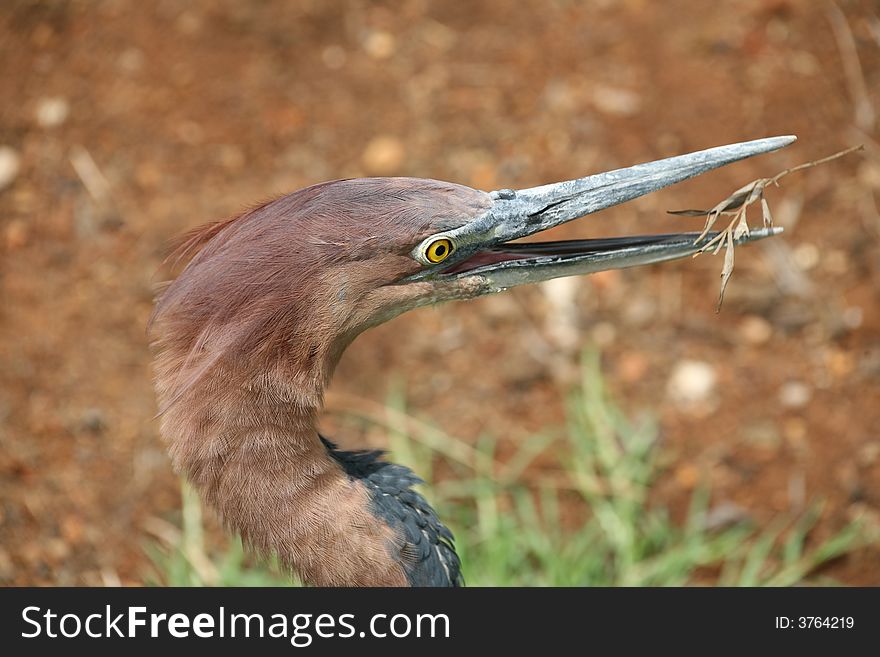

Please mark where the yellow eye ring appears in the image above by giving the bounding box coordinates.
[425,238,454,264]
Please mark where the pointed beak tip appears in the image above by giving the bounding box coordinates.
[734,134,797,159]
[771,134,798,148]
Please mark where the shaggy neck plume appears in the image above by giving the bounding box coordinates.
[151,331,411,586]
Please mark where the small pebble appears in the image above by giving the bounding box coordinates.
[35,96,69,128]
[4,219,28,250]
[842,307,863,330]
[739,315,773,345]
[674,462,700,489]
[618,351,648,383]
[858,160,880,190]
[667,360,717,404]
[778,381,812,409]
[591,85,641,117]
[0,146,21,190]
[118,47,144,73]
[364,31,396,59]
[792,242,819,270]
[857,442,880,467]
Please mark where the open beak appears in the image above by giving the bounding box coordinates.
[420,135,795,291]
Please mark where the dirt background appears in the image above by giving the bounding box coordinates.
[1,0,879,586]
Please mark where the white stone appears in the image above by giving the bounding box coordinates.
[35,96,69,128]
[591,85,641,117]
[739,315,773,345]
[364,31,395,59]
[0,146,20,191]
[779,381,812,408]
[667,360,717,404]
[792,242,819,270]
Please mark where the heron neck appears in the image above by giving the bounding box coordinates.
[157,369,408,586]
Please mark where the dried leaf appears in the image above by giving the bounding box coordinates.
[698,210,721,243]
[733,209,750,240]
[744,180,766,206]
[667,144,863,310]
[667,208,711,217]
[716,228,735,312]
[719,180,762,214]
[761,197,773,227]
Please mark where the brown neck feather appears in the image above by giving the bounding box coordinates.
[148,179,491,586]
[151,326,407,587]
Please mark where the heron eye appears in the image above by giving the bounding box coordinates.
[425,238,454,264]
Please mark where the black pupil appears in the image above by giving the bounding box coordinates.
[435,244,446,256]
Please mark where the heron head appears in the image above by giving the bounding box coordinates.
[305,136,797,331]
[152,136,794,404]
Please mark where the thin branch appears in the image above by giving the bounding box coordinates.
[668,145,863,310]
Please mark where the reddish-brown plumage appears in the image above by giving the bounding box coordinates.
[148,136,792,585]
[150,178,489,586]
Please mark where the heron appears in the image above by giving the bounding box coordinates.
[149,135,795,587]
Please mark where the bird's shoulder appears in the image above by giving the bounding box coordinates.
[320,435,463,587]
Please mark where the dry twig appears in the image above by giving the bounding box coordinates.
[669,145,863,310]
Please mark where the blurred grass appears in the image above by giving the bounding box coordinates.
[145,352,870,587]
